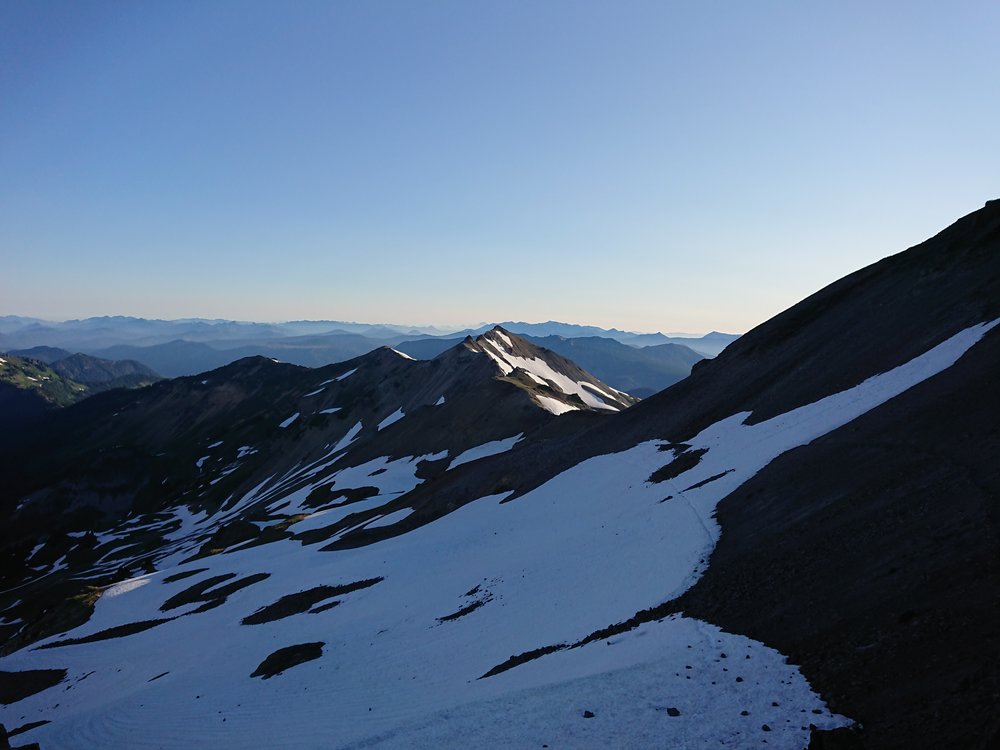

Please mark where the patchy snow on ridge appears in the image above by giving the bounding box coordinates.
[279,412,300,429]
[335,368,358,382]
[450,434,523,469]
[493,330,513,348]
[534,394,579,415]
[480,333,620,410]
[4,320,996,749]
[377,408,405,430]
[391,348,415,361]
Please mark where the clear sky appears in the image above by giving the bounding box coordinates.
[2,1,998,334]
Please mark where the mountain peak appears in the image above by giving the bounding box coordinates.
[463,327,638,414]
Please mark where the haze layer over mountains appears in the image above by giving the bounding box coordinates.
[1,318,736,398]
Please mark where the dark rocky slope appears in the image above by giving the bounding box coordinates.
[674,325,1000,750]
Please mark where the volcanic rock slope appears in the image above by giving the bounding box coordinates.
[1,201,998,749]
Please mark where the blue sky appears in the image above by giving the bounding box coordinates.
[2,1,998,333]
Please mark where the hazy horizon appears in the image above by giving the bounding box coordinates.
[0,311,736,338]
[3,2,998,332]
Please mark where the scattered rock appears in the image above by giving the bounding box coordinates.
[242,578,382,625]
[162,567,209,584]
[666,707,681,717]
[250,642,324,679]
[583,710,595,719]
[0,669,67,705]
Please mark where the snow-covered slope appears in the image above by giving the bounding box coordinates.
[1,316,995,748]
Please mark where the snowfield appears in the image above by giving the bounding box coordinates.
[2,319,995,749]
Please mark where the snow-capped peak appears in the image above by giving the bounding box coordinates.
[467,327,636,414]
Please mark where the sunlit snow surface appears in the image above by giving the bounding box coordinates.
[3,319,996,749]
[534,393,580,415]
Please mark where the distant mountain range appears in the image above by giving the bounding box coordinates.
[0,317,738,390]
[458,323,738,357]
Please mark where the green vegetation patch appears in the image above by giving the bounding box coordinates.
[0,354,89,406]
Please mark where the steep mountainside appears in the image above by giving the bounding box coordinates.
[673,327,1000,750]
[0,201,997,749]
